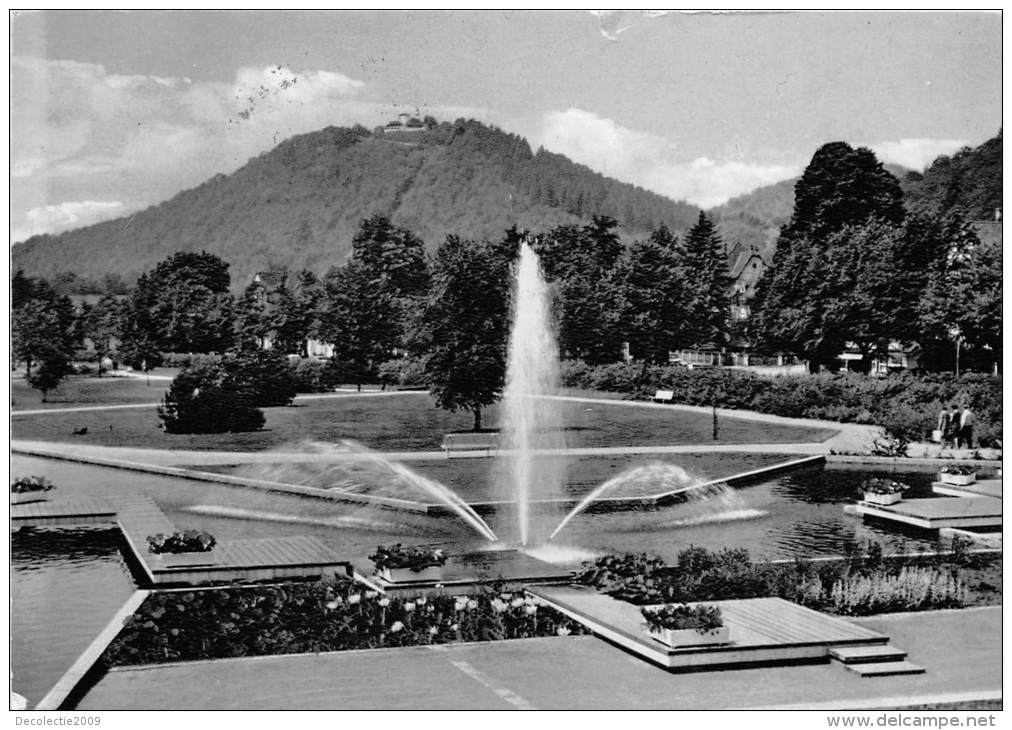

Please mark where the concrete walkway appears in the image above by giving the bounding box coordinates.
[76,606,1001,710]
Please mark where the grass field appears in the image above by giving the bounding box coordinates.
[11,376,836,452]
[11,374,168,410]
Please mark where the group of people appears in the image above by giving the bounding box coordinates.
[936,404,975,449]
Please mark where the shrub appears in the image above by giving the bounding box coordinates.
[223,348,297,407]
[158,362,265,434]
[377,357,430,389]
[290,358,340,393]
[11,476,54,494]
[159,352,222,369]
[828,567,967,615]
[147,530,216,554]
[557,360,1002,449]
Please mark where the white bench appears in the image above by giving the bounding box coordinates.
[652,389,675,403]
[441,433,498,458]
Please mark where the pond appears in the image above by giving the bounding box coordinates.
[11,453,953,705]
[11,527,138,707]
[12,454,945,567]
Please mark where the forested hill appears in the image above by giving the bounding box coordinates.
[900,130,1002,221]
[11,119,701,286]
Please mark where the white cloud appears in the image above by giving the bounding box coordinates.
[536,108,798,208]
[869,138,969,171]
[14,200,126,241]
[11,56,502,239]
[10,57,383,238]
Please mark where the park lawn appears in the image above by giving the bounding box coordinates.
[11,389,836,453]
[11,374,170,410]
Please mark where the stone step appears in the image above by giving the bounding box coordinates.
[829,644,907,664]
[846,660,926,677]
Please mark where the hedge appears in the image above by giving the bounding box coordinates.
[560,361,1001,448]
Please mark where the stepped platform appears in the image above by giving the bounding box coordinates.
[11,498,117,528]
[932,479,1002,500]
[528,586,889,672]
[12,496,349,586]
[852,496,1002,530]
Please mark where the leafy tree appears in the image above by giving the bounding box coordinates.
[158,361,265,434]
[420,235,512,430]
[534,217,623,363]
[123,252,235,355]
[614,226,689,362]
[682,213,731,348]
[783,141,905,242]
[81,294,125,357]
[919,223,1002,368]
[26,346,74,401]
[318,216,429,387]
[289,269,326,355]
[752,142,906,369]
[234,272,303,354]
[11,278,77,374]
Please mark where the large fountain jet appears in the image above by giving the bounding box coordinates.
[498,241,567,545]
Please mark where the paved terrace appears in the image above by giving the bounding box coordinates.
[76,606,1000,710]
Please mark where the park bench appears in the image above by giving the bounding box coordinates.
[652,389,675,403]
[441,432,499,458]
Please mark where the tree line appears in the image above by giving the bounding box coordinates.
[11,139,1001,427]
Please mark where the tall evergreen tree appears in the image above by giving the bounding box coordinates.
[614,225,689,362]
[682,212,731,348]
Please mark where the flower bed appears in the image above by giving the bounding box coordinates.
[10,476,54,504]
[147,530,216,554]
[641,604,728,648]
[577,545,991,616]
[370,544,446,582]
[861,478,909,505]
[100,580,589,667]
[939,465,977,486]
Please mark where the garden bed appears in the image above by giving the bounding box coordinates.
[576,544,1002,617]
[100,579,589,668]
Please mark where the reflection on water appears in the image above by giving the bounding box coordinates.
[11,528,137,708]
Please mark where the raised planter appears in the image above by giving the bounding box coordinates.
[10,493,48,506]
[940,472,977,486]
[649,626,730,649]
[381,566,443,583]
[153,552,219,569]
[863,491,903,506]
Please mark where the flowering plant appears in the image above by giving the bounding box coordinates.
[640,603,723,633]
[11,476,54,494]
[861,478,910,496]
[147,530,217,554]
[370,544,447,572]
[940,465,977,476]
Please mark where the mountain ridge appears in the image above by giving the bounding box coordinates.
[11,119,702,286]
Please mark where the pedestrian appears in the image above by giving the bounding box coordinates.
[937,405,956,449]
[957,405,975,449]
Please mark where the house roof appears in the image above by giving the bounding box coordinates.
[729,251,767,280]
[972,220,1002,248]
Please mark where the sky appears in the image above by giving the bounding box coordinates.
[10,10,1002,241]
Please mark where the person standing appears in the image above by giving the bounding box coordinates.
[938,404,957,449]
[958,405,975,449]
